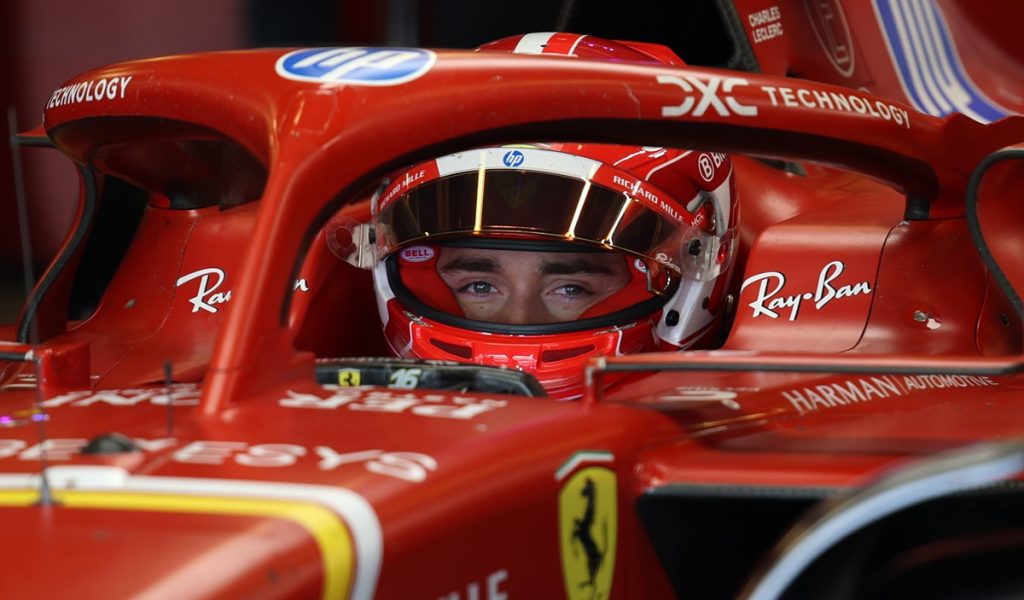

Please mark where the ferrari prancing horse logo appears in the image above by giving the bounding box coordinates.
[558,466,617,600]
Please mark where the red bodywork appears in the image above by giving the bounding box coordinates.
[3,6,1024,598]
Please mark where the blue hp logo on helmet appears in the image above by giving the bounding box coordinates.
[276,47,436,85]
[502,150,525,168]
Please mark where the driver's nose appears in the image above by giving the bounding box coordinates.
[496,291,553,325]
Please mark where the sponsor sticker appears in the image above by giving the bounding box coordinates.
[379,165,435,211]
[337,369,362,387]
[658,386,757,410]
[760,85,911,129]
[281,387,507,421]
[741,260,873,321]
[399,246,435,263]
[39,384,201,408]
[748,5,785,44]
[175,267,309,314]
[276,47,436,85]
[658,74,759,118]
[47,76,133,109]
[782,374,999,414]
[697,152,726,182]
[698,154,715,181]
[558,462,617,600]
[597,169,688,226]
[502,150,525,168]
[36,382,504,422]
[176,268,230,314]
[0,437,437,483]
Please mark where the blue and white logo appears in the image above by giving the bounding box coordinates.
[873,0,1007,123]
[276,47,436,86]
[502,150,525,168]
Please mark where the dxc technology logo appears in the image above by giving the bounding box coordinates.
[658,74,758,118]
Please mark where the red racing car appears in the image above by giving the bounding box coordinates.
[4,4,1024,598]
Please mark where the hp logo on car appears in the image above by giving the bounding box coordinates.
[276,47,436,85]
[502,150,525,168]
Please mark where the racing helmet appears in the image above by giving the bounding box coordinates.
[363,33,738,398]
[369,142,738,399]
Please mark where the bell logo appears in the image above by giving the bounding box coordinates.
[400,245,435,263]
[658,74,758,118]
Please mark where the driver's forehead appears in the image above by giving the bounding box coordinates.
[437,246,622,275]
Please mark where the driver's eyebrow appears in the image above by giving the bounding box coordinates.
[539,258,615,275]
[438,256,501,273]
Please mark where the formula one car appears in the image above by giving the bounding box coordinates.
[4,6,1024,600]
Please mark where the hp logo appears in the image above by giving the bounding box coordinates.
[502,150,525,167]
[276,47,436,85]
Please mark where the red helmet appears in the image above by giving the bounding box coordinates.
[369,141,737,398]
[365,34,738,398]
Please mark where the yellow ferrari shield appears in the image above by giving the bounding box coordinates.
[336,369,361,386]
[558,466,617,600]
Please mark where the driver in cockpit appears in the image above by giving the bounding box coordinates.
[366,142,738,399]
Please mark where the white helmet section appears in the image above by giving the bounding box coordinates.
[373,260,394,327]
[656,172,734,348]
[435,147,601,182]
[511,32,589,56]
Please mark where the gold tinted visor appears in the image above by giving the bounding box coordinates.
[376,170,699,286]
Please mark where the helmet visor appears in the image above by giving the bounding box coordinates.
[375,148,717,286]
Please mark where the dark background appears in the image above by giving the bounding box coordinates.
[0,0,734,323]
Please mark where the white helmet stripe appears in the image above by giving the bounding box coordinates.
[372,261,395,326]
[435,147,604,180]
[512,32,558,55]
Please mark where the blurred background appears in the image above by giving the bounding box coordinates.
[0,0,734,324]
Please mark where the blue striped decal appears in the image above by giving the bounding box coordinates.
[873,0,1008,123]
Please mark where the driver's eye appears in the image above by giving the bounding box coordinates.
[461,281,498,295]
[554,284,590,297]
